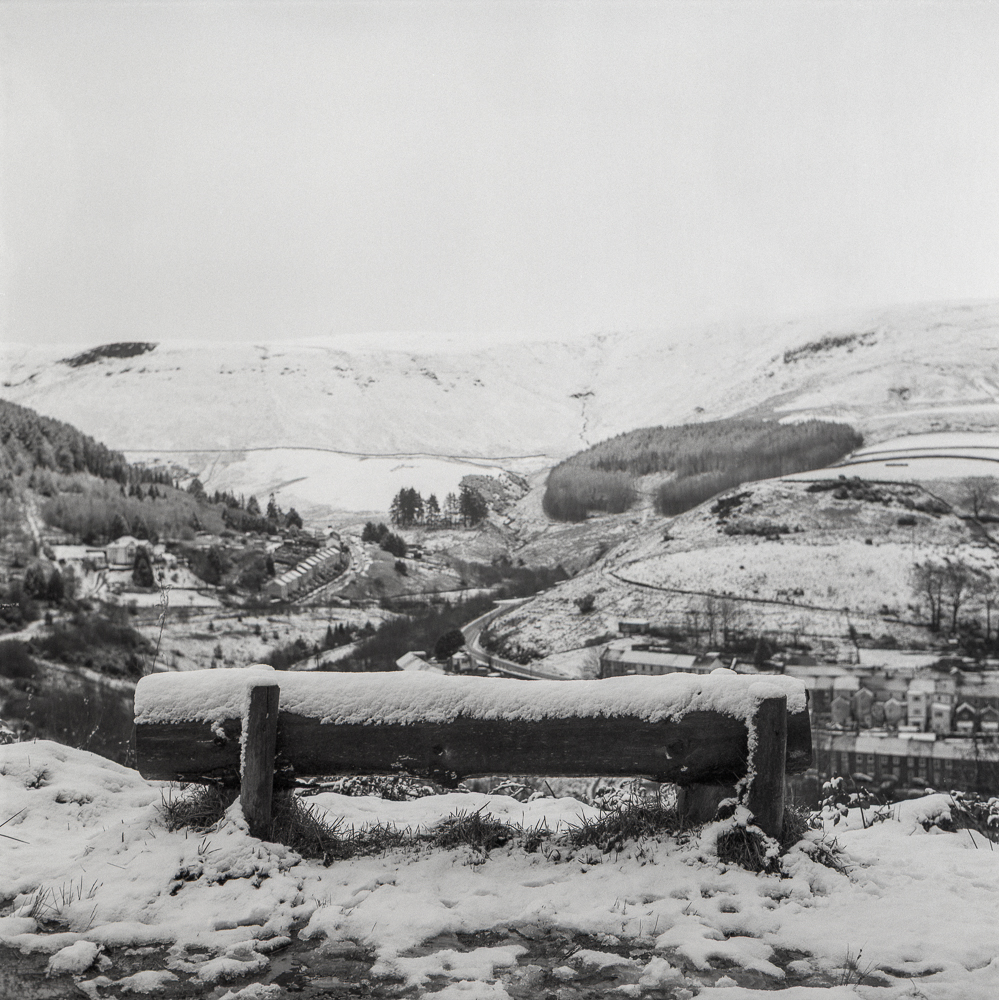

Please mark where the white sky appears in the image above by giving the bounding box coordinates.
[3,0,999,347]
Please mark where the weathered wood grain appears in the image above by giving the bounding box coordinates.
[744,695,787,839]
[241,685,279,839]
[136,704,810,787]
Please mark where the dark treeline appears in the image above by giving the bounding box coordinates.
[0,399,134,484]
[341,594,498,671]
[542,468,635,522]
[543,418,862,521]
[41,481,224,544]
[340,562,567,671]
[388,484,488,529]
[0,398,176,495]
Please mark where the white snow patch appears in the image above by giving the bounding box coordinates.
[8,739,999,998]
[134,666,807,728]
[382,944,526,986]
[47,939,100,974]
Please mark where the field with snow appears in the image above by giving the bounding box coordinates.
[123,449,539,526]
[780,431,999,483]
[4,739,999,999]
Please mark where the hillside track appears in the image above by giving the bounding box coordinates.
[602,564,920,628]
[462,601,566,681]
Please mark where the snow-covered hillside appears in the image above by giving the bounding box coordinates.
[3,740,999,999]
[487,478,996,671]
[4,302,999,502]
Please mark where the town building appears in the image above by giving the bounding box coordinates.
[813,730,999,795]
[599,639,723,678]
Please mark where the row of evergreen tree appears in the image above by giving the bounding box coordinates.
[543,418,863,521]
[0,399,174,486]
[388,484,488,529]
[187,480,303,534]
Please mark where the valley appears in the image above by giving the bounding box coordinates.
[6,302,999,782]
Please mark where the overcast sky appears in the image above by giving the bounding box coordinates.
[3,1,999,348]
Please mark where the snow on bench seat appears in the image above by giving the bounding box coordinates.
[134,667,811,840]
[134,664,807,729]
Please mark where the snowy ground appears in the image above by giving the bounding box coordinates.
[3,740,999,998]
[784,431,999,483]
[134,607,389,674]
[487,474,997,671]
[128,448,544,527]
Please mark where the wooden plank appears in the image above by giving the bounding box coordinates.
[136,717,243,784]
[277,711,751,785]
[135,706,812,790]
[744,695,787,840]
[241,685,280,839]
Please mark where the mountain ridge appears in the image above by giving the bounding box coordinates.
[3,300,999,463]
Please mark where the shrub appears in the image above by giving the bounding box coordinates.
[381,532,407,558]
[574,593,596,614]
[0,639,36,679]
[265,637,312,670]
[362,522,389,543]
[434,628,466,661]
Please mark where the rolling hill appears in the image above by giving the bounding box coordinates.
[3,301,999,519]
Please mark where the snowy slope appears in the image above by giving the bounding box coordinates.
[3,740,999,998]
[4,300,999,461]
[487,477,995,671]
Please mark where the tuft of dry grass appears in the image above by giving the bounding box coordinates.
[431,808,516,852]
[160,784,237,832]
[157,782,841,875]
[566,795,684,855]
[717,804,849,874]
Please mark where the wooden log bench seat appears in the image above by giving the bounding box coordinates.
[133,666,812,841]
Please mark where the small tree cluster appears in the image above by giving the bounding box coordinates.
[959,477,999,520]
[387,485,488,529]
[361,522,407,557]
[909,556,999,636]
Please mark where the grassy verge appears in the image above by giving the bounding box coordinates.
[159,784,844,875]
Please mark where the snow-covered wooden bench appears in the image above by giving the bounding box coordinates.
[133,667,811,841]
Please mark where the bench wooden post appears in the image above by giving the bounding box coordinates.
[241,684,280,839]
[134,673,810,848]
[745,695,787,840]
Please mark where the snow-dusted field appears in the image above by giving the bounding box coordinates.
[123,448,537,523]
[7,301,999,475]
[783,430,999,483]
[3,740,999,998]
[619,539,999,614]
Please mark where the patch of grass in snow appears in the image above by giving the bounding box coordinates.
[160,784,238,832]
[566,795,684,855]
[717,804,849,875]
[15,876,101,931]
[431,807,519,852]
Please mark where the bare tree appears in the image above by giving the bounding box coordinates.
[972,571,999,642]
[959,477,999,519]
[700,595,719,647]
[718,597,741,646]
[910,560,946,631]
[942,557,980,634]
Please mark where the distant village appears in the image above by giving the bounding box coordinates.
[50,530,348,604]
[596,619,999,796]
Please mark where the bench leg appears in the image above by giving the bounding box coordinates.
[677,783,737,826]
[242,685,280,839]
[745,695,787,840]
